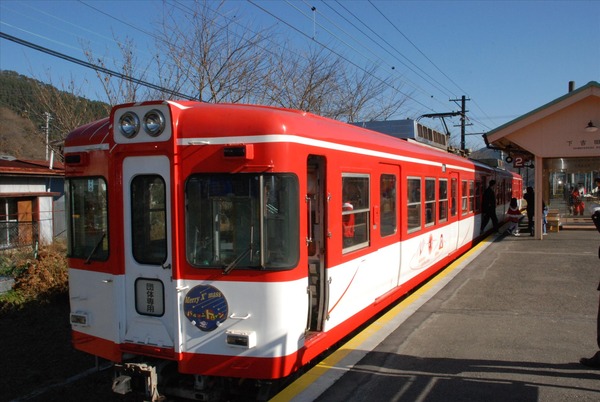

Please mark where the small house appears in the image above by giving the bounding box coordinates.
[0,155,64,250]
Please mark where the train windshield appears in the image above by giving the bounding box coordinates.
[185,174,299,271]
[65,177,109,261]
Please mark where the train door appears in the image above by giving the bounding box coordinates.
[306,155,328,332]
[377,165,402,288]
[449,172,460,251]
[121,156,176,349]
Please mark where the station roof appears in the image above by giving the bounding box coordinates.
[484,81,600,158]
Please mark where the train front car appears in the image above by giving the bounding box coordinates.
[66,101,523,401]
[65,101,314,400]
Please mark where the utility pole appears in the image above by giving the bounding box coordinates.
[460,96,467,151]
[44,112,52,160]
[450,96,471,151]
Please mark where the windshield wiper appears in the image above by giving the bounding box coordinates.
[85,232,106,264]
[222,243,253,275]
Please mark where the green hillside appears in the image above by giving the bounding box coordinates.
[0,70,109,159]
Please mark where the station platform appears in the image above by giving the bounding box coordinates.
[273,226,600,401]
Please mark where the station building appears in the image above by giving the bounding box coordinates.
[485,81,600,237]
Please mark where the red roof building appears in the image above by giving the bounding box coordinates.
[0,155,65,250]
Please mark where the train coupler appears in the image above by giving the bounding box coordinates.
[113,362,164,401]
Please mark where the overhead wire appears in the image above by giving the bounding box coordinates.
[167,0,281,79]
[4,0,438,115]
[80,0,290,97]
[18,1,117,50]
[290,0,388,69]
[366,0,467,97]
[366,1,492,146]
[0,31,196,100]
[78,0,184,87]
[4,0,302,104]
[82,0,329,96]
[311,0,450,111]
[296,1,466,138]
[330,0,457,101]
[365,1,498,143]
[247,0,434,112]
[0,20,82,54]
[292,0,430,109]
[335,0,488,146]
[3,0,491,146]
[294,1,472,141]
[2,0,164,90]
[328,0,493,144]
[81,0,278,96]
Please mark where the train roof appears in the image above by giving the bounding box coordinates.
[172,101,477,168]
[65,101,513,176]
[64,117,110,149]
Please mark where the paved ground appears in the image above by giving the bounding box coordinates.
[278,228,600,401]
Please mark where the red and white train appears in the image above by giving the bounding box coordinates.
[65,101,522,400]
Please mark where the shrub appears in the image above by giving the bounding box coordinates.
[0,242,68,313]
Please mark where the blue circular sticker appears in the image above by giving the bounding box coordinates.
[183,285,228,331]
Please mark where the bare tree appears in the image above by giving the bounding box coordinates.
[262,45,342,114]
[155,0,274,103]
[262,43,408,123]
[82,35,152,105]
[339,67,411,123]
[30,74,110,161]
[78,0,411,123]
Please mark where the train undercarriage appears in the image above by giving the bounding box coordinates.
[112,360,283,402]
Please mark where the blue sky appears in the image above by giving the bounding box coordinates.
[1,0,599,150]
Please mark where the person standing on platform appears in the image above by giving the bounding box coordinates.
[480,180,499,234]
[542,201,548,235]
[524,186,535,236]
[572,187,585,216]
[580,210,600,368]
[505,198,521,236]
[593,177,600,196]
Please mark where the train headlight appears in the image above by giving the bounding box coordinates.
[119,112,140,138]
[143,110,165,137]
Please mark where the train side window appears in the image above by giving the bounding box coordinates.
[497,180,505,206]
[407,177,421,233]
[342,174,370,253]
[66,177,109,261]
[439,179,448,223]
[131,175,167,265]
[450,178,457,217]
[425,178,436,226]
[380,174,397,237]
[461,180,468,215]
[475,180,482,212]
[469,180,475,213]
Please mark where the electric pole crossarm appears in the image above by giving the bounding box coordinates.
[450,96,471,151]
